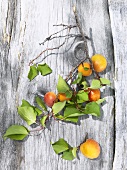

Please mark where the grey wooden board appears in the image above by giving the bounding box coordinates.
[0,0,125,169]
[109,0,127,170]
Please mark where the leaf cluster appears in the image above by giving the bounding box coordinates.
[28,63,52,81]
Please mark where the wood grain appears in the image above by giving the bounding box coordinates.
[109,0,127,169]
[0,0,115,169]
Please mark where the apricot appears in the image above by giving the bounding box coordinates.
[44,92,56,107]
[88,89,100,101]
[80,139,100,159]
[58,93,71,102]
[78,62,92,76]
[91,54,107,72]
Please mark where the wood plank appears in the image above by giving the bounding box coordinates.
[0,0,114,169]
[108,1,127,169]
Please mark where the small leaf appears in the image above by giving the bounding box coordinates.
[64,107,80,118]
[52,101,66,114]
[4,125,29,140]
[57,75,70,93]
[90,79,101,89]
[81,81,88,89]
[100,78,110,85]
[18,106,36,125]
[28,65,38,81]
[65,90,73,98]
[34,107,42,116]
[62,150,75,160]
[84,102,100,117]
[72,73,82,84]
[84,67,89,71]
[52,138,69,154]
[96,98,106,104]
[35,96,47,111]
[64,117,79,123]
[37,63,52,76]
[40,115,48,127]
[76,91,89,103]
[72,147,77,158]
[21,99,42,116]
[21,99,31,107]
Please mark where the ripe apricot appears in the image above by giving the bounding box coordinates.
[44,92,56,107]
[91,54,107,72]
[88,89,100,101]
[58,93,71,102]
[80,139,100,159]
[78,62,92,76]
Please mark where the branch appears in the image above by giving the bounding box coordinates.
[65,58,87,82]
[73,6,89,58]
[39,25,77,45]
[29,28,71,65]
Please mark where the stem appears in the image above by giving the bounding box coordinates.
[30,126,43,132]
[73,6,89,58]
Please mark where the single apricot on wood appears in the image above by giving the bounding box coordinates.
[58,93,71,102]
[88,89,100,101]
[80,139,101,159]
[44,92,56,107]
[78,62,92,76]
[91,54,107,72]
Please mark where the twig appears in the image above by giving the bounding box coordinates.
[29,25,75,65]
[73,6,100,79]
[65,59,87,82]
[73,6,89,58]
[29,35,69,65]
[39,25,77,45]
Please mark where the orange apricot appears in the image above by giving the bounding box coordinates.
[80,139,101,159]
[91,54,107,72]
[44,92,56,107]
[58,93,71,102]
[88,89,100,102]
[78,62,92,76]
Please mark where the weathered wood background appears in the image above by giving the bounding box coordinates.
[0,0,127,169]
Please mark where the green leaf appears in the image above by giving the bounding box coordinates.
[90,79,101,89]
[18,106,36,125]
[72,147,77,158]
[37,63,52,76]
[28,65,38,81]
[64,107,80,117]
[3,125,29,140]
[21,99,31,107]
[72,72,82,84]
[40,115,48,127]
[84,67,89,71]
[52,138,69,154]
[62,150,75,160]
[96,98,106,105]
[57,75,70,93]
[64,117,79,123]
[100,78,110,85]
[21,99,42,116]
[55,114,64,120]
[81,81,88,89]
[76,91,89,103]
[52,101,66,115]
[34,107,42,116]
[35,96,47,111]
[84,102,100,117]
[65,90,73,98]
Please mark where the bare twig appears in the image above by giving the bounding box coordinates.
[29,34,70,65]
[39,25,77,45]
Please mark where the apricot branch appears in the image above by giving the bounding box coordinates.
[39,24,77,45]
